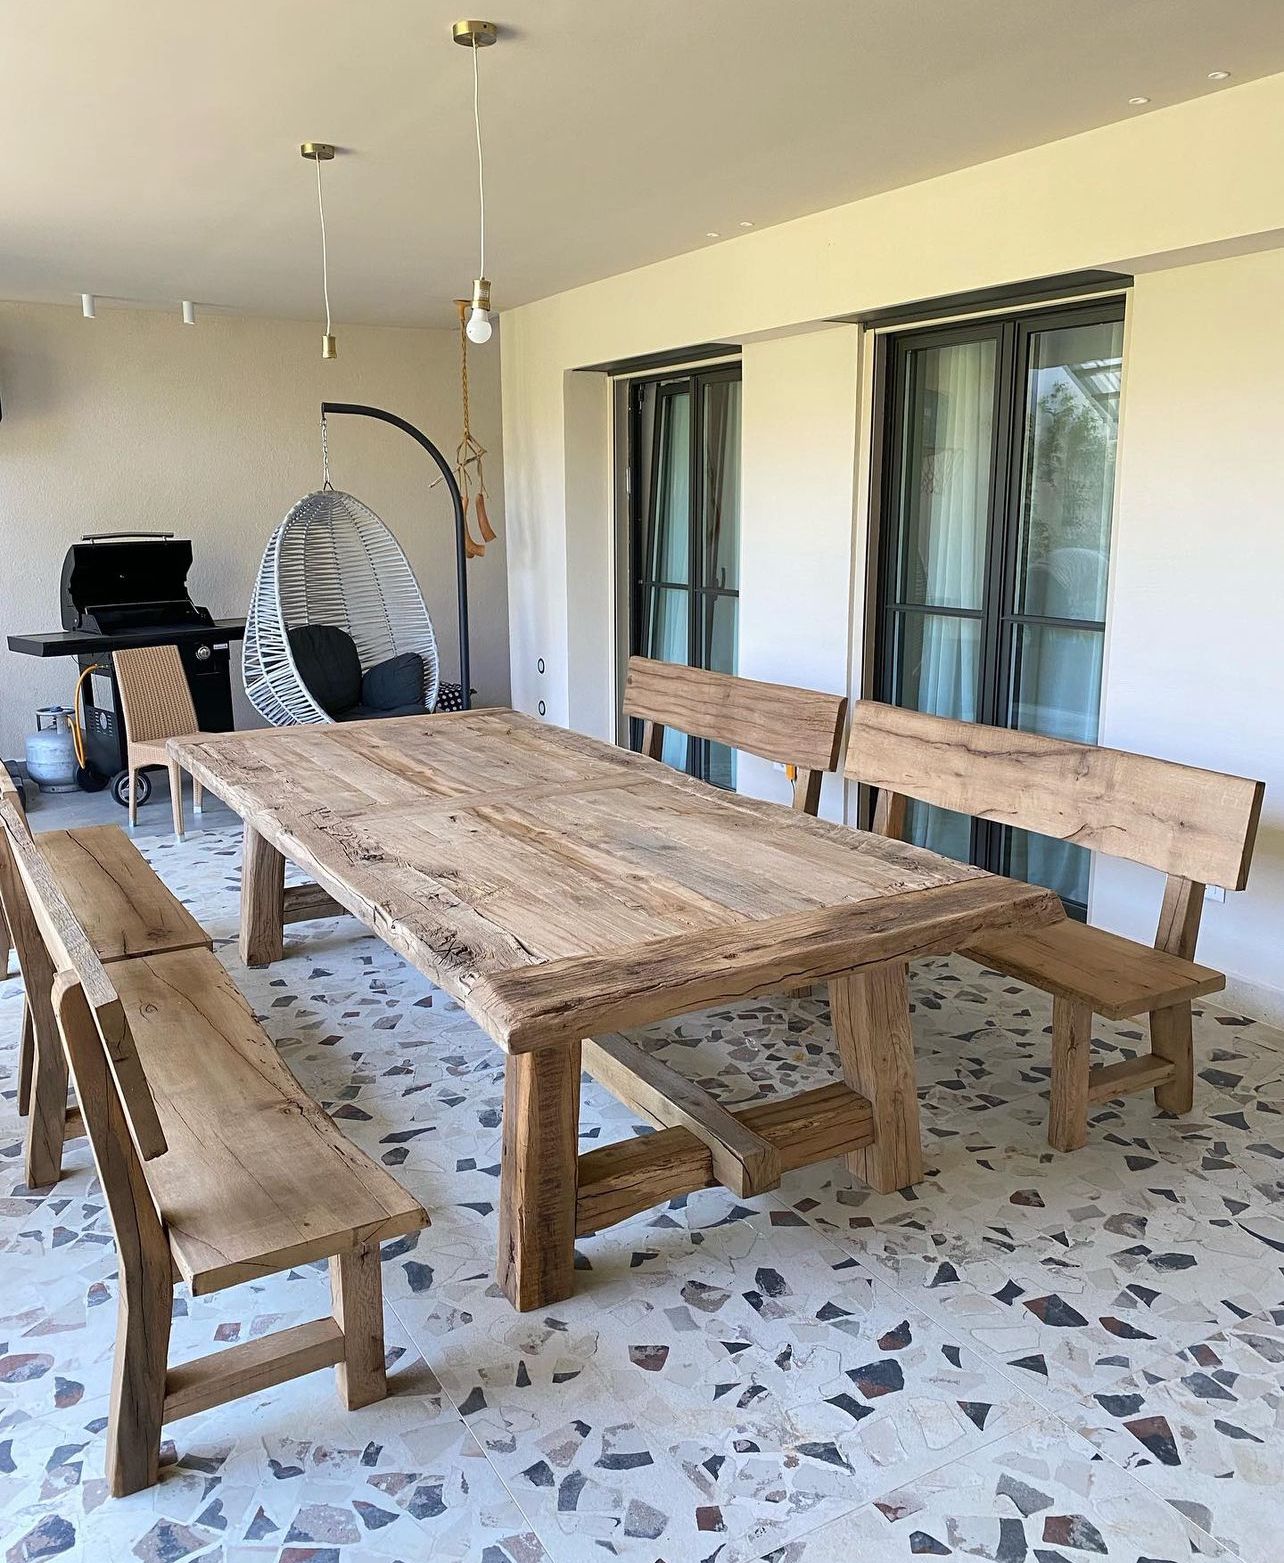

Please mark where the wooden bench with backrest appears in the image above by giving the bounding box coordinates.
[0,794,428,1496]
[622,655,848,815]
[0,768,17,985]
[0,762,212,1190]
[590,657,852,1171]
[845,701,1264,1150]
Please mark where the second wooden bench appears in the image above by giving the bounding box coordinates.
[845,701,1264,1151]
[0,795,428,1497]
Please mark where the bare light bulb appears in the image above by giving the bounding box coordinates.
[466,306,492,344]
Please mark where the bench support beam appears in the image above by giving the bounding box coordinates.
[164,1317,345,1423]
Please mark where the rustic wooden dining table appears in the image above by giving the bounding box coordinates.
[170,710,1062,1310]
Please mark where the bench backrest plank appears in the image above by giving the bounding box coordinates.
[0,796,167,1160]
[845,701,1264,892]
[622,656,848,814]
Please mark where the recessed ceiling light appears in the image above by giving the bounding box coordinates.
[1128,95,1150,105]
[738,220,754,229]
[705,230,720,238]
[1207,70,1231,81]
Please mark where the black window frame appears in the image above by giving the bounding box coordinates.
[625,361,742,781]
[871,296,1126,913]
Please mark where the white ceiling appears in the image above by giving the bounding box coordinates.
[2,1,1281,327]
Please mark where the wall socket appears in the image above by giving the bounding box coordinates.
[1205,884,1227,903]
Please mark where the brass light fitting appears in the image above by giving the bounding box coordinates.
[299,142,336,161]
[451,20,497,47]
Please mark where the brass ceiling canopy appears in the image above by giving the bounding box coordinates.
[299,142,336,161]
[452,19,497,47]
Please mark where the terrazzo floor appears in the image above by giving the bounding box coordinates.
[1,798,1281,1562]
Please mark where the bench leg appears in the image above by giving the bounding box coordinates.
[1048,998,1093,1152]
[17,1000,33,1116]
[1151,1001,1194,1115]
[192,773,203,815]
[240,824,285,967]
[330,1244,387,1410]
[106,1240,172,1497]
[830,960,922,1194]
[24,1009,68,1190]
[498,1040,582,1311]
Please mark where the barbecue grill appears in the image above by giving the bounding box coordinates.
[8,532,244,795]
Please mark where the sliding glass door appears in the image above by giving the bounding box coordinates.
[627,364,741,786]
[875,301,1125,912]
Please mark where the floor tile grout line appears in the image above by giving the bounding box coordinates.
[382,1288,571,1561]
[764,1183,1267,1563]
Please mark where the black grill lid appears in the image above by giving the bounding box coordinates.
[60,533,197,631]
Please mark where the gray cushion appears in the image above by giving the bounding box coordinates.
[361,652,425,711]
[336,702,429,722]
[289,624,362,716]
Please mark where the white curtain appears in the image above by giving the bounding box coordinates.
[903,342,993,859]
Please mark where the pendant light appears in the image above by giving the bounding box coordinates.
[452,20,497,345]
[301,142,338,359]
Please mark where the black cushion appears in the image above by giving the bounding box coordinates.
[361,652,425,712]
[336,702,430,722]
[289,624,362,716]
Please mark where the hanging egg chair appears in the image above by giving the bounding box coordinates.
[243,487,446,726]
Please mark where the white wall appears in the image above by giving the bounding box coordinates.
[737,328,862,822]
[1095,249,1284,1018]
[0,301,509,758]
[498,72,1284,1018]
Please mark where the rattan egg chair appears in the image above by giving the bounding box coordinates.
[243,488,441,726]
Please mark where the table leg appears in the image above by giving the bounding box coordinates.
[498,1040,582,1311]
[240,824,285,968]
[830,959,923,1194]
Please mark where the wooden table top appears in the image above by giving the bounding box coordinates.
[172,711,1062,1052]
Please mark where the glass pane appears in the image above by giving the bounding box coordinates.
[895,338,997,609]
[890,610,981,722]
[1009,621,1104,743]
[647,389,691,585]
[703,593,738,790]
[643,585,689,667]
[1005,825,1090,913]
[1015,319,1123,622]
[1002,620,1104,909]
[702,379,741,591]
[905,797,972,864]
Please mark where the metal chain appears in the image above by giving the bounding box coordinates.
[320,411,333,491]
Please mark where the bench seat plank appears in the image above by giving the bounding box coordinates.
[964,918,1225,1021]
[39,826,209,963]
[113,948,426,1295]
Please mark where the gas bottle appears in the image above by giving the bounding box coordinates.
[25,707,79,793]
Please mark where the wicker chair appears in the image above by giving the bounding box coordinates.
[242,489,442,727]
[112,645,203,839]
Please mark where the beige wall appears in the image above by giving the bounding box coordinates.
[498,72,1284,1017]
[1094,249,1284,1020]
[0,301,508,758]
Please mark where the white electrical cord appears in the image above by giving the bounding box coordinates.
[315,154,333,338]
[472,35,486,278]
